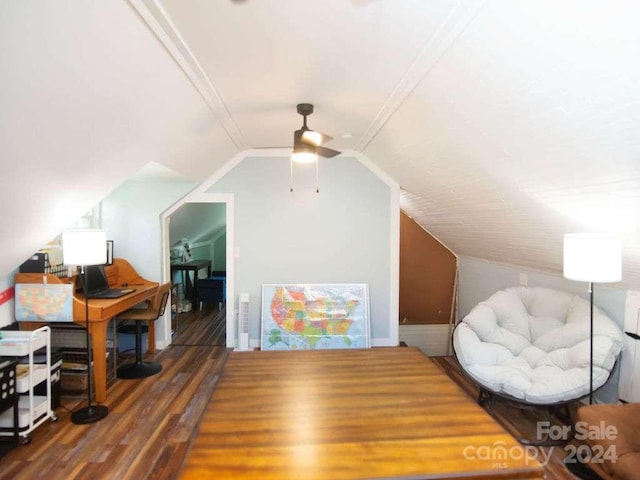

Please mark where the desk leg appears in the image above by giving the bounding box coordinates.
[88,323,108,404]
[181,271,186,305]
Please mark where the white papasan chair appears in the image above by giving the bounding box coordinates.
[453,286,624,406]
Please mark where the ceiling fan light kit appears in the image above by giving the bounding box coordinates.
[291,143,318,164]
[290,103,341,193]
[301,130,324,146]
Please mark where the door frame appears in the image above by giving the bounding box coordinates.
[161,193,235,348]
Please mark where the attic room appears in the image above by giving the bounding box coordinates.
[1,1,639,479]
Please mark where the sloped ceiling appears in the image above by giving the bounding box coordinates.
[0,0,238,276]
[2,0,639,288]
[169,203,226,248]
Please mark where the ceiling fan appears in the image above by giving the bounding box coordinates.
[291,103,341,163]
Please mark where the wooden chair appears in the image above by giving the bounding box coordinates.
[569,402,640,480]
[116,282,172,379]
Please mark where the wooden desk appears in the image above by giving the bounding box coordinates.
[15,258,158,403]
[170,260,211,306]
[181,348,544,479]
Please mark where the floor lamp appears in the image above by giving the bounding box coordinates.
[563,233,621,405]
[62,229,110,424]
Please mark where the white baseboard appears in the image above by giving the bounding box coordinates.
[165,335,413,351]
[249,337,396,350]
[399,324,451,356]
[371,337,395,347]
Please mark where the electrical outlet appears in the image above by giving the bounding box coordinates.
[519,273,528,286]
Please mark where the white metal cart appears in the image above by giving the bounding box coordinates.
[0,326,57,444]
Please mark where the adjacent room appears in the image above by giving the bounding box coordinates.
[1,1,639,479]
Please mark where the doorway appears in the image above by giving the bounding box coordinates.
[161,194,235,348]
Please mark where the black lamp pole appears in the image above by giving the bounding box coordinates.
[589,282,594,405]
[71,265,109,424]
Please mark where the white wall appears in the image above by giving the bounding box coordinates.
[457,256,627,403]
[207,155,398,346]
[0,276,16,328]
[457,257,626,322]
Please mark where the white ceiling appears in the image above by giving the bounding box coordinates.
[2,0,639,288]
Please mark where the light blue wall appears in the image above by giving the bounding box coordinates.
[102,179,197,281]
[207,155,394,344]
[213,235,226,271]
[458,256,627,403]
[191,244,211,261]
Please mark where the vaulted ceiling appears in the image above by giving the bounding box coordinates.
[2,0,639,287]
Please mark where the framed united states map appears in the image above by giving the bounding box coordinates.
[260,283,370,350]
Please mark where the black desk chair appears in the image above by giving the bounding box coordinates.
[116,282,172,379]
[196,277,225,311]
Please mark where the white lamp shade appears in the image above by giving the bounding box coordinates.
[563,233,622,283]
[62,229,107,266]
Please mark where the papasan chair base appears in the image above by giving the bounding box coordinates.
[476,385,576,446]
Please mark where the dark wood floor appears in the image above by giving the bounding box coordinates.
[0,306,228,480]
[172,306,227,347]
[430,356,583,480]
[0,315,585,480]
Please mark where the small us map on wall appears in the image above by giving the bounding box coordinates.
[261,284,370,350]
[15,283,73,322]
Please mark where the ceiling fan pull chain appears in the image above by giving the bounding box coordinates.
[290,158,294,192]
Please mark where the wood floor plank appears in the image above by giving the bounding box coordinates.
[0,312,581,480]
[0,307,227,480]
[430,356,582,480]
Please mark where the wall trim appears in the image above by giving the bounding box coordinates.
[371,337,395,347]
[399,324,451,356]
[401,208,458,259]
[351,150,400,345]
[128,0,246,150]
[248,337,396,350]
[161,193,236,348]
[357,0,488,151]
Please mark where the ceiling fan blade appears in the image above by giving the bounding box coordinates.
[292,104,338,160]
[317,146,341,158]
[252,146,291,150]
[301,130,333,146]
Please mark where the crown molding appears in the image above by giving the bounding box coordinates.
[357,0,487,151]
[128,0,247,150]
